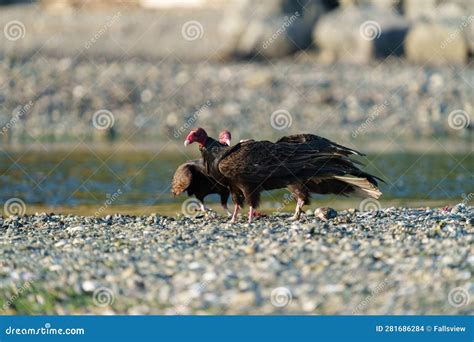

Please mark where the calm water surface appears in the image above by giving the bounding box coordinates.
[0,149,472,207]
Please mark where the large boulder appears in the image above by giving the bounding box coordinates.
[402,0,474,21]
[313,6,408,63]
[405,21,468,65]
[220,0,335,59]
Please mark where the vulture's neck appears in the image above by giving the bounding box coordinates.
[200,137,227,168]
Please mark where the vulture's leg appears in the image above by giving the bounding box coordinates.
[230,204,240,223]
[229,190,244,222]
[248,206,254,223]
[290,198,305,220]
[243,187,260,224]
[289,185,309,220]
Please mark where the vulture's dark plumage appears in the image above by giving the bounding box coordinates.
[276,134,383,219]
[185,128,382,223]
[171,159,230,214]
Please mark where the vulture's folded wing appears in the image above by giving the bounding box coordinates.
[217,140,347,183]
[277,134,365,156]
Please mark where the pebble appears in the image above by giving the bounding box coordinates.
[1,206,472,315]
[314,207,337,221]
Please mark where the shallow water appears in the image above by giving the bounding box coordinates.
[0,149,472,207]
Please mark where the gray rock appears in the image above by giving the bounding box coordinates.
[314,207,338,221]
[313,6,409,63]
[405,21,468,65]
[220,0,331,59]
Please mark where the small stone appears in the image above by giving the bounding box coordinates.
[66,225,84,233]
[81,280,96,292]
[314,208,337,221]
[230,292,256,307]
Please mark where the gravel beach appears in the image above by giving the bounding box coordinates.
[1,206,472,315]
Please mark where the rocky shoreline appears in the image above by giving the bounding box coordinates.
[0,55,472,145]
[1,206,472,314]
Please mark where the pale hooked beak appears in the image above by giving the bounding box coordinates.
[224,139,231,146]
[184,140,189,147]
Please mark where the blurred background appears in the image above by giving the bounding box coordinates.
[0,0,472,214]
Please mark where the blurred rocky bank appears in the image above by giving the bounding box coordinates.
[0,0,472,146]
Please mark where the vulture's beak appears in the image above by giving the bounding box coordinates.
[184,140,189,147]
[224,139,231,146]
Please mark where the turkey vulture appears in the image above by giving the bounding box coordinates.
[171,130,232,215]
[184,128,375,223]
[227,132,382,219]
[276,134,383,219]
